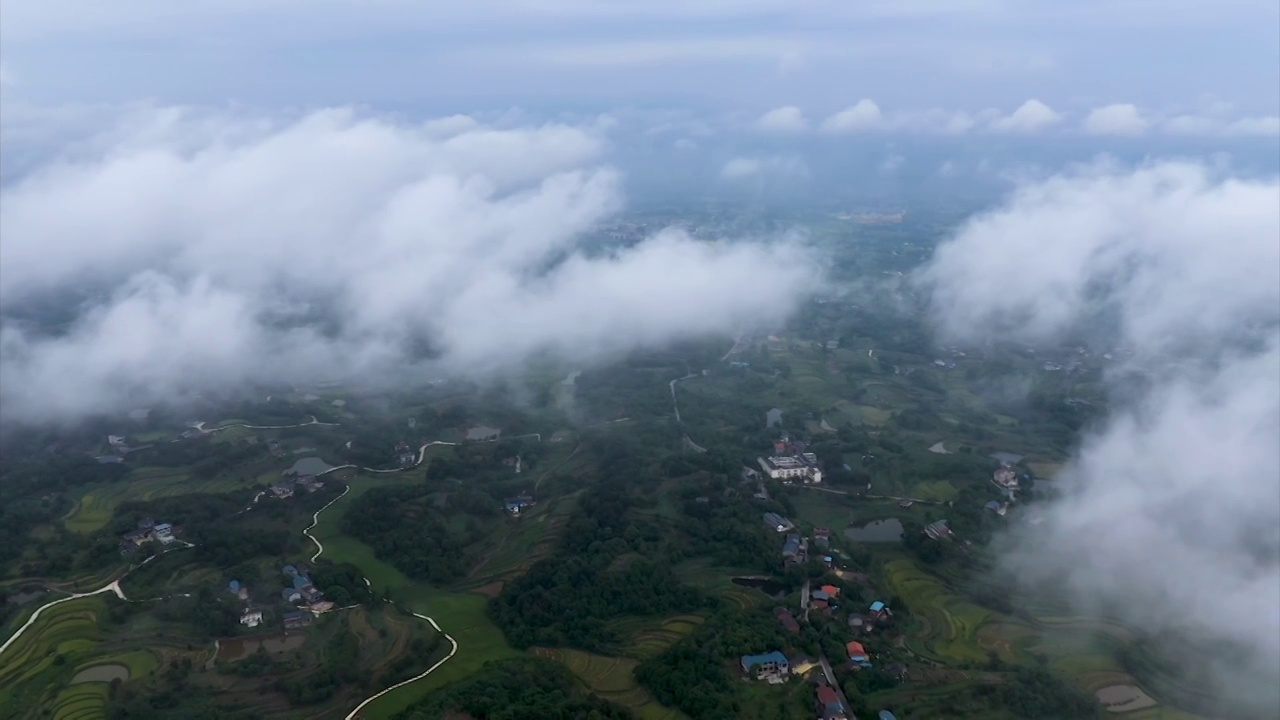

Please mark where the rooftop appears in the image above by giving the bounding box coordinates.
[741,651,788,668]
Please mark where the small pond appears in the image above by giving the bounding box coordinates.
[732,576,790,597]
[71,664,129,684]
[844,518,905,543]
[285,456,335,476]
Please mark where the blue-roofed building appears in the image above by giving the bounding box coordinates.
[282,564,299,576]
[293,574,312,590]
[869,600,892,621]
[879,711,898,720]
[282,588,302,603]
[228,580,240,592]
[740,651,789,681]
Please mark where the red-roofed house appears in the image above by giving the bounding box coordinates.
[821,584,840,597]
[846,641,868,662]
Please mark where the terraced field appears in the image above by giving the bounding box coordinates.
[63,468,257,533]
[535,647,686,720]
[464,493,579,590]
[0,596,109,716]
[611,613,706,660]
[50,682,110,720]
[883,559,992,664]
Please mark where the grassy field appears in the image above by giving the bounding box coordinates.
[536,647,686,719]
[309,476,423,594]
[357,587,519,719]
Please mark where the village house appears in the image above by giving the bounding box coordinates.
[781,533,806,565]
[309,600,335,613]
[240,610,263,628]
[296,475,324,492]
[153,523,175,544]
[869,601,892,621]
[816,685,848,720]
[924,519,952,540]
[846,640,872,667]
[985,500,1009,516]
[270,484,294,499]
[993,465,1020,490]
[398,451,417,467]
[228,580,249,601]
[282,588,303,603]
[757,449,823,484]
[740,651,789,682]
[848,613,868,632]
[762,512,795,533]
[813,527,831,549]
[505,494,535,516]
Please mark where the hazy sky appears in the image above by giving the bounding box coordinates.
[2,1,1278,121]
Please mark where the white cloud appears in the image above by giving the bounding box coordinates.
[1159,113,1280,137]
[755,105,808,133]
[820,99,883,133]
[0,107,820,423]
[988,99,1062,134]
[1160,114,1222,136]
[1083,103,1148,136]
[916,161,1280,713]
[1224,115,1280,137]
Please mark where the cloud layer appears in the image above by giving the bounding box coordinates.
[0,108,819,423]
[916,161,1280,714]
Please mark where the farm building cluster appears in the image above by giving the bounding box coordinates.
[118,518,180,554]
[757,434,823,485]
[230,564,334,631]
[269,474,325,500]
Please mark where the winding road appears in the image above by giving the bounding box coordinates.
[0,581,127,657]
[299,478,460,720]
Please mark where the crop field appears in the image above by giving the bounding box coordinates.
[883,559,992,664]
[358,588,519,720]
[611,614,705,660]
[536,647,686,719]
[0,596,109,717]
[50,682,109,720]
[63,468,257,533]
[464,492,578,589]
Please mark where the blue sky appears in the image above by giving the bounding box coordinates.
[3,0,1278,121]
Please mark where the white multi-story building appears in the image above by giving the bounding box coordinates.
[758,453,823,484]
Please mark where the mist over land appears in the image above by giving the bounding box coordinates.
[1,2,1278,718]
